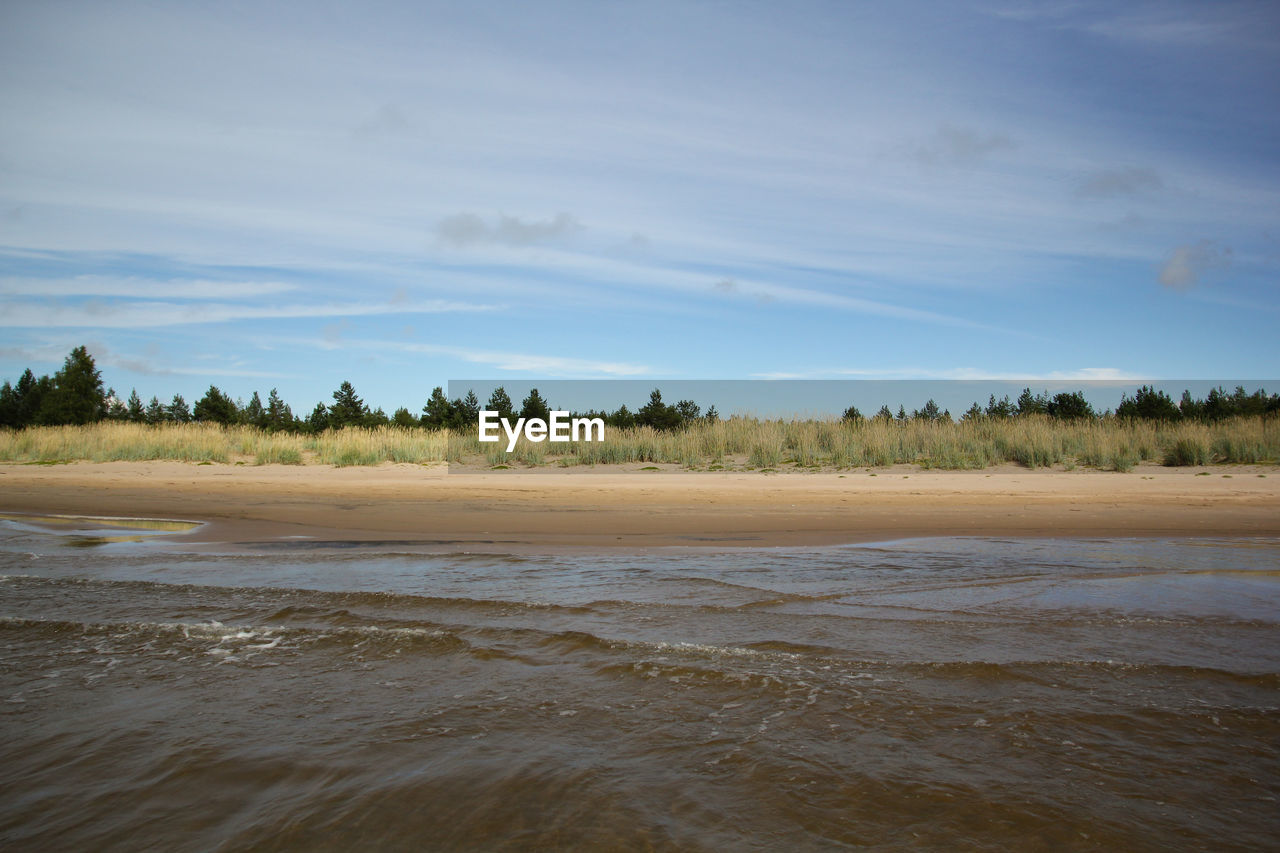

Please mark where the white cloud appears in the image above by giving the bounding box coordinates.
[334,339,651,378]
[0,298,500,328]
[0,276,299,299]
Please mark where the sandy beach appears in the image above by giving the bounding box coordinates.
[1,461,1276,551]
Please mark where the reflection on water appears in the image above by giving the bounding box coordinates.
[0,526,1277,850]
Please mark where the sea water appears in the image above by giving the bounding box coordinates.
[1,519,1277,850]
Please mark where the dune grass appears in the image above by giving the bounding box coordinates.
[0,415,1275,470]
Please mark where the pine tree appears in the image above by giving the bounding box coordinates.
[265,388,291,431]
[486,387,514,420]
[127,389,145,422]
[38,346,105,425]
[145,396,167,423]
[308,403,330,433]
[245,391,266,428]
[459,390,481,425]
[168,394,191,423]
[422,386,454,429]
[193,386,238,424]
[329,381,367,428]
[520,388,551,423]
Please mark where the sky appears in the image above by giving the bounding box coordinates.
[1,0,1278,414]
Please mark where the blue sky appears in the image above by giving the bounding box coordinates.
[1,0,1277,413]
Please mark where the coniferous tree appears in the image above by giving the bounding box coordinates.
[422,386,454,429]
[127,389,145,422]
[458,390,481,426]
[145,396,167,423]
[105,389,128,420]
[874,405,893,421]
[194,386,238,424]
[265,388,291,431]
[962,402,984,421]
[520,388,552,423]
[308,403,330,432]
[610,404,636,428]
[638,389,679,431]
[38,346,105,425]
[486,387,514,420]
[0,381,17,428]
[1116,386,1180,421]
[329,381,367,428]
[1046,391,1093,420]
[1015,387,1048,417]
[986,394,1014,418]
[392,407,418,428]
[244,391,266,428]
[168,394,191,423]
[704,405,719,424]
[841,405,863,422]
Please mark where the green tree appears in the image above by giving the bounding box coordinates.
[961,402,984,421]
[194,386,238,424]
[841,404,863,422]
[308,403,330,432]
[168,394,192,423]
[422,386,454,429]
[609,404,636,428]
[1015,387,1048,417]
[874,405,893,421]
[329,381,368,428]
[520,388,552,423]
[1117,386,1180,421]
[638,389,679,431]
[704,405,719,424]
[392,407,419,428]
[0,381,17,428]
[1046,391,1093,420]
[486,387,514,420]
[38,346,105,425]
[244,391,266,428]
[264,389,291,431]
[127,389,145,422]
[914,399,942,421]
[145,396,168,423]
[985,394,1014,418]
[105,389,129,421]
[674,399,701,425]
[454,389,481,428]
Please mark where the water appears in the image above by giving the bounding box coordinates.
[1,518,1278,851]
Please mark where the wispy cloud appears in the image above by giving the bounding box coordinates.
[752,367,1144,381]
[1075,167,1163,199]
[435,212,583,248]
[0,298,499,328]
[330,339,651,378]
[0,276,300,299]
[1158,240,1232,290]
[908,124,1015,167]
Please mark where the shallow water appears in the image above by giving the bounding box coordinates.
[1,519,1277,850]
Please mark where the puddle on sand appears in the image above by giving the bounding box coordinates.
[0,513,202,548]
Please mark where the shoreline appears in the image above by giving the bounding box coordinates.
[1,460,1277,553]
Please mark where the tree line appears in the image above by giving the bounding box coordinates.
[1,347,1276,432]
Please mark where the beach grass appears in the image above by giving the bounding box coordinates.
[0,416,1276,471]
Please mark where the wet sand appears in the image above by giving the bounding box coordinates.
[0,461,1276,551]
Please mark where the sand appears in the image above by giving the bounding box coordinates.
[1,460,1277,551]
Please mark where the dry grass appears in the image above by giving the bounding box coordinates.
[0,416,1275,470]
